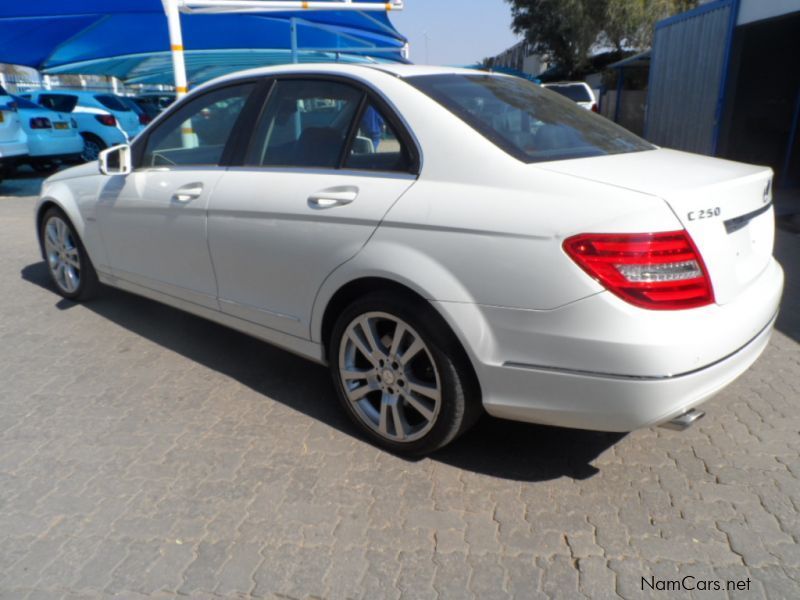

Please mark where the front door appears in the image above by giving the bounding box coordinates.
[207,78,418,338]
[96,82,256,309]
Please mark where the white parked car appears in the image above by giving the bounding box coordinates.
[34,64,783,455]
[0,85,29,181]
[12,95,83,171]
[542,81,598,112]
[22,90,134,161]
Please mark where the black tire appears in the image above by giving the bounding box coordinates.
[329,291,482,456]
[40,207,99,301]
[31,161,56,174]
[80,134,106,162]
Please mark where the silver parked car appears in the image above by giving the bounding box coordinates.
[36,64,782,455]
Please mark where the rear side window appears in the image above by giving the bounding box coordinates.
[38,94,78,113]
[246,79,362,169]
[142,83,254,167]
[95,94,131,112]
[408,74,653,163]
[545,84,592,102]
[344,102,410,172]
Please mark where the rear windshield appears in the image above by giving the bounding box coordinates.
[38,94,79,113]
[544,83,592,102]
[408,74,653,163]
[13,96,44,110]
[119,97,144,115]
[95,94,131,111]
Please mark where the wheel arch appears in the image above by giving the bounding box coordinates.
[318,274,485,404]
[35,194,83,259]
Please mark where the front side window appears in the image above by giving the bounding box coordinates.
[409,74,653,163]
[246,79,362,169]
[38,94,78,113]
[142,83,254,167]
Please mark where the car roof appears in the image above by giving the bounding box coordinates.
[542,81,591,87]
[200,62,499,89]
[31,90,114,97]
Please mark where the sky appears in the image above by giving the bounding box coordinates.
[390,0,521,66]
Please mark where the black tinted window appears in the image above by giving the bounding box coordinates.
[545,84,592,102]
[13,96,44,110]
[143,83,254,167]
[95,94,131,111]
[246,79,362,169]
[344,103,410,172]
[38,94,78,113]
[409,74,652,163]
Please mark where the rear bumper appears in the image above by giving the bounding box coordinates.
[0,140,29,162]
[26,133,84,158]
[479,310,776,431]
[434,257,783,432]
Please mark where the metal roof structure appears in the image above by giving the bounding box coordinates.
[0,1,407,86]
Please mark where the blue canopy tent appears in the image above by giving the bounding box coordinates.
[0,1,407,87]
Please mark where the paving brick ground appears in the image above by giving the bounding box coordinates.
[1,172,799,599]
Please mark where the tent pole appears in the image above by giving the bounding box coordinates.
[163,0,189,100]
[290,17,299,64]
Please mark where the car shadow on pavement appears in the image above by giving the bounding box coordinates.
[774,229,800,344]
[0,166,59,198]
[21,260,622,482]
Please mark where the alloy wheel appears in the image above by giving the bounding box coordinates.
[82,140,101,162]
[44,216,81,294]
[338,311,442,443]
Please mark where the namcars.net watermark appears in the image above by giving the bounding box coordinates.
[643,575,752,593]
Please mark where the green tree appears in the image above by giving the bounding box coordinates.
[604,0,699,50]
[506,0,699,73]
[506,0,606,73]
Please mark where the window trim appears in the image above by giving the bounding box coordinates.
[131,78,267,170]
[235,73,421,176]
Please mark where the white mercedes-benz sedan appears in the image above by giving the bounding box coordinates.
[35,64,784,455]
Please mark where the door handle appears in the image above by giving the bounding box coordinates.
[172,183,204,203]
[308,186,358,208]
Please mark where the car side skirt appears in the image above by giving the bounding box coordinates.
[97,271,325,364]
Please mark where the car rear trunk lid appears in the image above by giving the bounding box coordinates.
[539,148,775,305]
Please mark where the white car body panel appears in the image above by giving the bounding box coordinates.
[24,91,129,148]
[208,167,416,338]
[36,63,784,433]
[96,168,222,310]
[0,93,28,160]
[17,105,83,158]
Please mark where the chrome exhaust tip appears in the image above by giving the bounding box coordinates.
[660,409,705,431]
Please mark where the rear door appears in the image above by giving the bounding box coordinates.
[207,77,418,338]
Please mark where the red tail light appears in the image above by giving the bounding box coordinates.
[139,113,152,125]
[591,103,599,113]
[563,231,714,310]
[29,117,52,129]
[95,114,116,126]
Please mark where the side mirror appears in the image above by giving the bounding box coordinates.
[98,144,132,175]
